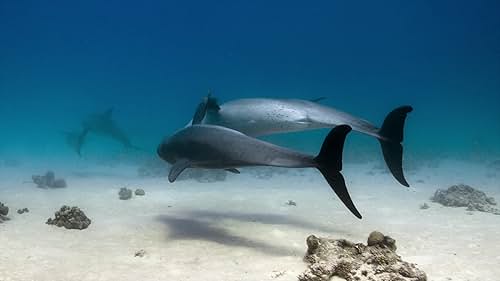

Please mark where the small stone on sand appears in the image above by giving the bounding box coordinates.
[0,202,9,222]
[119,187,133,200]
[134,249,146,257]
[0,202,8,216]
[17,208,29,214]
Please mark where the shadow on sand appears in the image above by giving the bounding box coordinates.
[156,209,348,256]
[156,214,297,256]
[186,210,346,234]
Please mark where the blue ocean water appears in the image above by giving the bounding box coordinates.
[0,0,499,161]
[2,3,500,280]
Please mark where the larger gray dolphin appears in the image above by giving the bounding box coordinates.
[192,96,413,187]
[65,108,139,156]
[157,124,362,219]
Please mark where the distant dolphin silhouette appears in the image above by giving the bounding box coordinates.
[157,124,362,219]
[62,130,87,156]
[191,95,413,187]
[65,108,139,156]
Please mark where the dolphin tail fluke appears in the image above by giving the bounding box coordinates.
[314,125,362,219]
[75,128,89,157]
[61,129,88,157]
[378,106,413,187]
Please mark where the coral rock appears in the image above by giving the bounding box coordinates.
[119,187,133,200]
[17,208,29,214]
[431,184,499,215]
[0,202,8,216]
[0,202,9,222]
[46,205,91,230]
[299,233,426,281]
[32,171,67,188]
[52,179,67,188]
[367,231,385,246]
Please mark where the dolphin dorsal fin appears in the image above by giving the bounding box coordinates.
[192,91,220,125]
[192,96,210,125]
[168,159,191,182]
[207,93,221,112]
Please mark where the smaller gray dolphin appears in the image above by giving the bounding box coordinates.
[157,124,362,219]
[65,108,139,156]
[191,96,413,187]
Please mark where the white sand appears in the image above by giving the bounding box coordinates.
[1,160,499,281]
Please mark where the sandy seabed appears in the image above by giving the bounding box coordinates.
[1,159,499,281]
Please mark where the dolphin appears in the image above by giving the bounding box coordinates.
[191,95,413,187]
[62,130,87,156]
[65,108,139,156]
[157,124,362,219]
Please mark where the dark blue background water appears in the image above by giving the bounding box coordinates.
[1,0,499,161]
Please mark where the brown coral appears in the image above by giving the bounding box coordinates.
[298,232,426,281]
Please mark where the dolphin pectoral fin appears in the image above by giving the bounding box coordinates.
[225,168,240,174]
[168,159,191,183]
